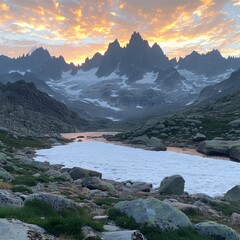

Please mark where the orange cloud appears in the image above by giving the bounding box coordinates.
[0,0,239,64]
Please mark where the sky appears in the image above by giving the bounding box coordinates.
[0,0,239,64]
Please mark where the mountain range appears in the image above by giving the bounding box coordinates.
[0,32,240,123]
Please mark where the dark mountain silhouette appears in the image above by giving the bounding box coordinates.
[178,50,240,76]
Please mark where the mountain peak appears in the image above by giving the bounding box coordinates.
[107,39,121,53]
[30,47,51,62]
[129,31,144,45]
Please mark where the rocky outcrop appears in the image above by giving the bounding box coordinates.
[114,198,192,230]
[197,140,240,161]
[24,192,76,210]
[225,185,240,202]
[130,135,166,151]
[0,190,23,207]
[0,219,56,240]
[0,167,14,182]
[82,177,114,192]
[231,213,240,227]
[159,175,185,195]
[195,221,240,240]
[61,167,102,180]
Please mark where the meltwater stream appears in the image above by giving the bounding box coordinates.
[34,141,240,197]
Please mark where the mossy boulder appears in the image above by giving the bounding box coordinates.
[82,177,114,192]
[195,221,240,240]
[159,175,185,195]
[114,198,192,230]
[0,167,14,182]
[225,185,240,202]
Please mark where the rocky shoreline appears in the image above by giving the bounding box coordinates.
[1,133,240,239]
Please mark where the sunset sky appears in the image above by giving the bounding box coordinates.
[0,0,239,64]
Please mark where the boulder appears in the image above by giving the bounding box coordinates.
[0,152,7,163]
[229,145,240,161]
[24,192,76,210]
[102,230,146,240]
[0,190,23,207]
[130,135,166,151]
[231,213,240,226]
[0,219,56,240]
[225,185,240,202]
[0,167,14,182]
[130,182,152,192]
[197,140,230,156]
[61,167,102,180]
[114,198,192,230]
[229,119,240,129]
[195,221,240,240]
[82,177,114,192]
[159,175,185,195]
[193,133,206,142]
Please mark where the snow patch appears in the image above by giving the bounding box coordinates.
[83,98,121,111]
[34,141,240,197]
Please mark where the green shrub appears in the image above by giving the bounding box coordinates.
[0,199,103,239]
[13,175,37,186]
[12,185,32,194]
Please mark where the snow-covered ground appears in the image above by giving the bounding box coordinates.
[34,141,240,197]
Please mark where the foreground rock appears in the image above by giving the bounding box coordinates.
[102,230,146,240]
[225,185,240,202]
[24,192,76,210]
[0,218,56,240]
[195,221,240,240]
[0,190,23,207]
[114,198,192,230]
[159,175,185,195]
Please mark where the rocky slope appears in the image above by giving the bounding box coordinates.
[111,85,240,159]
[0,81,90,135]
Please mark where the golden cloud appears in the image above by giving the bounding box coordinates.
[0,0,239,63]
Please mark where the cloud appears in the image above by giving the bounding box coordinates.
[0,0,239,63]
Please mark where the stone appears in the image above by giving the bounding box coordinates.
[102,230,146,240]
[159,175,185,195]
[225,185,240,202]
[197,140,230,156]
[0,167,14,182]
[61,167,102,180]
[229,119,240,129]
[114,198,192,230]
[231,213,240,226]
[195,221,240,240]
[0,152,7,162]
[0,190,23,207]
[193,133,206,142]
[82,177,114,192]
[131,182,152,192]
[229,145,240,161]
[24,192,76,210]
[82,226,100,240]
[0,219,56,240]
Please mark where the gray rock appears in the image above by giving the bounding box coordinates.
[131,182,152,192]
[195,221,240,240]
[61,167,102,180]
[114,198,192,230]
[102,230,146,240]
[225,185,240,202]
[230,119,240,129]
[24,192,76,210]
[0,152,7,163]
[231,213,240,226]
[82,177,114,192]
[0,218,56,240]
[0,167,14,182]
[229,145,240,161]
[197,140,230,156]
[193,133,206,142]
[159,175,185,195]
[0,190,23,207]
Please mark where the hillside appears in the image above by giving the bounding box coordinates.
[0,81,90,135]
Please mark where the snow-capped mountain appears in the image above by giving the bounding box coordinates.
[1,32,240,121]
